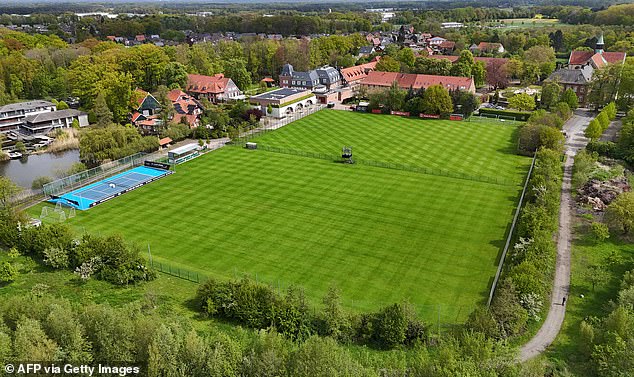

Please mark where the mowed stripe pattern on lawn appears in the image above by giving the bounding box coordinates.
[251,110,528,184]
[68,147,522,323]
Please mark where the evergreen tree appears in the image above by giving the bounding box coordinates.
[94,92,113,127]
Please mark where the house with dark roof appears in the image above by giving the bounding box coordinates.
[0,100,56,133]
[360,71,475,93]
[547,34,626,105]
[21,109,88,135]
[186,73,243,103]
[279,64,342,91]
[357,45,376,58]
[545,65,594,104]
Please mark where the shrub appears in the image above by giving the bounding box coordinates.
[552,102,572,121]
[591,222,610,242]
[586,141,619,158]
[0,261,18,283]
[31,176,53,191]
[43,247,70,269]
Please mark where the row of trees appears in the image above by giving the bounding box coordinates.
[587,107,634,166]
[467,147,563,339]
[366,83,479,118]
[197,279,426,349]
[0,290,567,376]
[584,103,617,141]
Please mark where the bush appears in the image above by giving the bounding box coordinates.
[591,222,610,242]
[0,261,18,283]
[31,176,53,190]
[552,102,572,121]
[586,141,619,158]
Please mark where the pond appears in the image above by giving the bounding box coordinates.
[0,149,80,188]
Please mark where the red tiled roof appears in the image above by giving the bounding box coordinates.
[106,36,116,41]
[477,42,502,51]
[135,35,146,42]
[186,74,230,95]
[131,112,144,123]
[159,137,173,146]
[568,50,595,65]
[602,51,627,64]
[569,50,626,66]
[167,89,188,103]
[261,77,275,82]
[340,60,379,83]
[361,71,474,92]
[590,54,607,68]
[439,41,455,49]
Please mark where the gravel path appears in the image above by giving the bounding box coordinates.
[518,109,593,362]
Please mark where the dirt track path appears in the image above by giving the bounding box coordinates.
[518,110,593,362]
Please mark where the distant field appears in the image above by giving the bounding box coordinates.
[497,18,564,28]
[35,111,531,323]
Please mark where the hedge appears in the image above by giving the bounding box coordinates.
[478,108,531,121]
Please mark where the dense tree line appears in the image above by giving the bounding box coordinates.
[197,279,426,350]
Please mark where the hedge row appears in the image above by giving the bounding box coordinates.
[478,108,532,121]
[467,148,563,339]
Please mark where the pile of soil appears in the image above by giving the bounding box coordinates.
[577,177,630,211]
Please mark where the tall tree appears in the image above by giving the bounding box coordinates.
[421,84,453,116]
[94,92,113,127]
[540,82,562,109]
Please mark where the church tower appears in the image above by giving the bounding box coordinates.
[595,34,605,54]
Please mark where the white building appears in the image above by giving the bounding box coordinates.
[0,100,56,133]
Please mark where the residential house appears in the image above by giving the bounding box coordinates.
[131,89,163,135]
[427,55,509,68]
[470,42,505,55]
[360,71,475,94]
[437,40,456,54]
[0,100,56,133]
[427,37,447,46]
[546,65,594,104]
[21,109,88,135]
[279,64,342,91]
[357,45,376,58]
[167,89,204,127]
[185,73,243,103]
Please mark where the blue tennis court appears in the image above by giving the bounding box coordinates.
[49,165,172,210]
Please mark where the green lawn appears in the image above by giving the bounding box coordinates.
[251,111,528,185]
[33,112,531,324]
[547,217,634,375]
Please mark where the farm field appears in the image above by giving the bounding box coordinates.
[36,111,531,323]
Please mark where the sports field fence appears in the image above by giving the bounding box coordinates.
[487,152,537,306]
[42,150,166,198]
[151,260,207,283]
[236,144,518,187]
[236,104,325,144]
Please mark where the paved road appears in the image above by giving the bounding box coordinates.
[519,109,593,362]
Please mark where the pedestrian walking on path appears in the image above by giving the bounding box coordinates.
[562,296,566,306]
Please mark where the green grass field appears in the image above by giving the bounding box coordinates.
[252,111,528,185]
[35,111,531,323]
